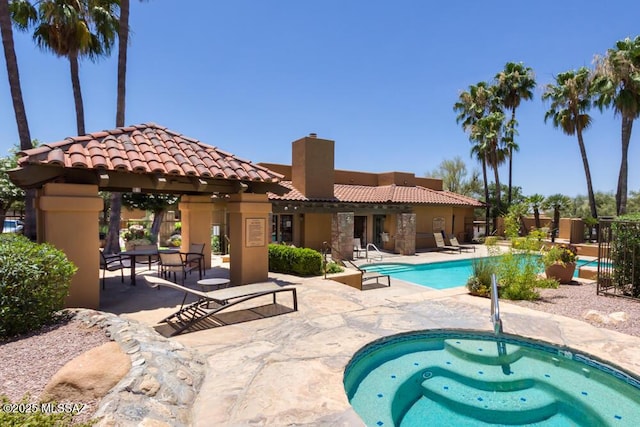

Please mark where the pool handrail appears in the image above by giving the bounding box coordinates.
[365,243,384,262]
[491,274,503,335]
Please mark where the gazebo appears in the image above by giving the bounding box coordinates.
[8,123,286,309]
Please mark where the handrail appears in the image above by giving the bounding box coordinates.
[490,274,503,335]
[365,243,384,262]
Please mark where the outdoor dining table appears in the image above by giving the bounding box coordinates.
[120,248,179,285]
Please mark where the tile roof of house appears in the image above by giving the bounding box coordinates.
[270,182,483,207]
[12,123,284,191]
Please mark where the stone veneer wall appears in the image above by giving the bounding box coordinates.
[395,213,416,255]
[331,212,354,260]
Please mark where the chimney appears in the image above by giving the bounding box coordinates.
[291,134,334,198]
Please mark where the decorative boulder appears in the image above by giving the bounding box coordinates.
[42,341,130,402]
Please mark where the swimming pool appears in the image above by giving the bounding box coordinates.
[344,330,640,426]
[362,257,597,290]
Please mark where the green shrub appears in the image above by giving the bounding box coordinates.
[484,236,498,246]
[268,244,322,276]
[323,261,344,274]
[0,235,76,339]
[0,395,93,427]
[495,251,558,301]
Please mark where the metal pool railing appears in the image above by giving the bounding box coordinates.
[490,274,503,335]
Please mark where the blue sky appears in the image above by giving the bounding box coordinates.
[0,0,639,198]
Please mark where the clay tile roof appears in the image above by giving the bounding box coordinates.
[15,123,284,185]
[270,182,483,207]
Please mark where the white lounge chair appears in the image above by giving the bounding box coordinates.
[449,236,475,252]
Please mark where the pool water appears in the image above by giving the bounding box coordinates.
[344,330,640,426]
[362,257,597,290]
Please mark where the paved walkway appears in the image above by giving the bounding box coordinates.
[100,248,640,426]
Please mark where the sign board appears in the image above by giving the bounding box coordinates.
[433,217,445,233]
[245,218,266,247]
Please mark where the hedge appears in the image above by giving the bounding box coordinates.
[268,244,323,276]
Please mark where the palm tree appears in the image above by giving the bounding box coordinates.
[527,193,545,229]
[472,111,507,210]
[593,36,640,215]
[1,0,38,240]
[11,0,120,135]
[543,194,572,241]
[104,0,129,254]
[454,82,496,233]
[495,62,536,205]
[542,67,597,219]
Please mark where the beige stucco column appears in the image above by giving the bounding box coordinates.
[227,193,272,285]
[38,183,102,309]
[178,195,214,270]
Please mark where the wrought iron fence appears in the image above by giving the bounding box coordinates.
[598,219,640,299]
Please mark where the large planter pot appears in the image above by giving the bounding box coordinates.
[545,262,576,284]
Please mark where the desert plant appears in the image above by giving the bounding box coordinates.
[0,234,76,338]
[466,257,497,297]
[541,243,578,267]
[323,261,344,274]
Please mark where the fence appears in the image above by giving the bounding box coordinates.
[597,219,640,300]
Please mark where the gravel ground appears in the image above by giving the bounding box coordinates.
[1,281,639,424]
[507,280,640,336]
[0,316,111,424]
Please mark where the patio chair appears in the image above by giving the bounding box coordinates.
[183,242,205,279]
[133,244,159,270]
[159,251,188,283]
[353,238,366,258]
[100,251,129,289]
[449,236,475,252]
[433,233,461,254]
[143,275,298,336]
[345,259,391,288]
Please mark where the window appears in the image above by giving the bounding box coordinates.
[272,214,293,243]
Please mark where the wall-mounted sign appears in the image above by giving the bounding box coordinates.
[433,217,445,233]
[246,218,266,247]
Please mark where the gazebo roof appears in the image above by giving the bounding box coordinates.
[9,123,286,195]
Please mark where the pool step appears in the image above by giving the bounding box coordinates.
[444,338,525,366]
[420,375,558,424]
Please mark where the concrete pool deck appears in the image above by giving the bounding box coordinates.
[100,247,640,426]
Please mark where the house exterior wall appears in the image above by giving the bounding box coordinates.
[302,213,332,252]
[292,135,334,198]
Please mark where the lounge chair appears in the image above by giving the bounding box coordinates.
[449,236,475,252]
[433,233,461,254]
[143,275,298,336]
[345,259,391,288]
[353,238,366,258]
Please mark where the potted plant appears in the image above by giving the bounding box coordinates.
[542,243,578,284]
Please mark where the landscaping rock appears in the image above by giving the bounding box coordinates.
[42,341,130,402]
[583,309,610,324]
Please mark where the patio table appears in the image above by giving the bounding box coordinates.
[120,248,179,285]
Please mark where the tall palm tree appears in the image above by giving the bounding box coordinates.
[11,0,120,135]
[104,0,128,254]
[472,111,507,211]
[0,0,37,240]
[542,67,597,219]
[593,36,640,215]
[455,82,496,233]
[495,62,536,205]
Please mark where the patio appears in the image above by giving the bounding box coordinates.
[99,248,640,426]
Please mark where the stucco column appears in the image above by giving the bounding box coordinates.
[38,183,102,308]
[178,195,214,270]
[331,212,354,260]
[395,213,416,255]
[227,193,272,285]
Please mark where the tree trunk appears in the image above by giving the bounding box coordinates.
[106,0,130,254]
[576,128,597,219]
[104,192,122,254]
[616,117,632,215]
[116,0,129,128]
[69,51,85,135]
[482,155,490,235]
[150,209,164,244]
[534,208,540,229]
[507,106,516,205]
[0,0,36,240]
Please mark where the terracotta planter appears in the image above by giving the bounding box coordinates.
[545,262,576,284]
